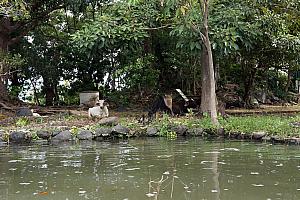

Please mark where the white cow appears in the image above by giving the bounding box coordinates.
[88,100,109,118]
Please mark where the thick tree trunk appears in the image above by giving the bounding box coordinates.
[243,67,257,108]
[0,34,10,102]
[43,77,56,106]
[200,0,218,125]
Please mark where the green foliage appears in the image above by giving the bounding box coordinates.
[153,114,176,138]
[2,0,300,109]
[70,126,79,136]
[15,117,30,127]
[0,0,30,19]
[71,2,150,53]
[116,54,159,91]
[222,115,300,137]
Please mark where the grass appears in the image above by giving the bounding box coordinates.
[221,115,300,137]
[2,109,300,140]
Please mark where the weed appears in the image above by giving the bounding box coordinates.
[70,126,79,136]
[16,117,30,127]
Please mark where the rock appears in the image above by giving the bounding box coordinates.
[170,125,188,136]
[77,130,93,140]
[9,131,29,143]
[287,137,300,145]
[95,127,112,137]
[36,130,52,140]
[217,127,225,136]
[252,131,266,140]
[270,136,285,143]
[98,117,119,126]
[187,128,204,136]
[229,132,240,139]
[262,136,271,142]
[146,127,158,137]
[236,132,245,140]
[51,130,72,141]
[112,124,129,136]
[16,107,33,117]
[290,122,300,127]
[52,130,61,137]
[0,130,3,140]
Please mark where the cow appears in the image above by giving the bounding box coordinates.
[148,94,174,120]
[172,99,198,115]
[88,100,109,118]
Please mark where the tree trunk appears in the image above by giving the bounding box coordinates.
[200,0,218,125]
[285,69,292,93]
[0,34,10,102]
[243,67,257,108]
[43,77,56,106]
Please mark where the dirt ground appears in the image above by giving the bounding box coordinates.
[1,104,300,129]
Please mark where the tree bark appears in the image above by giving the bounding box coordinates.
[200,0,218,125]
[243,66,257,108]
[285,69,292,93]
[43,77,56,106]
[0,31,10,101]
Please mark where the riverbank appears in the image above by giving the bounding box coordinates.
[1,106,300,145]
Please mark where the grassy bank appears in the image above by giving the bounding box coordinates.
[1,112,300,143]
[140,114,300,138]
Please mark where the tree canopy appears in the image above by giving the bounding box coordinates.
[0,0,299,121]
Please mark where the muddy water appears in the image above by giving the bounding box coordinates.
[0,138,299,200]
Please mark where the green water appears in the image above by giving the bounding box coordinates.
[0,138,299,200]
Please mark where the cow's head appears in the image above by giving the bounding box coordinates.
[96,100,109,109]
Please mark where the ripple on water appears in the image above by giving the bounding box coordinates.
[8,160,22,163]
[157,155,173,158]
[251,184,264,187]
[125,168,140,171]
[19,182,31,185]
[204,151,221,154]
[220,148,240,152]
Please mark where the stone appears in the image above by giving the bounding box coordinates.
[170,125,188,136]
[52,130,61,137]
[252,131,266,140]
[98,117,119,126]
[217,127,225,136]
[270,136,285,143]
[95,127,112,137]
[77,130,93,140]
[36,130,52,140]
[287,137,300,145]
[112,124,129,135]
[146,127,158,137]
[187,128,204,136]
[9,131,29,143]
[16,107,33,117]
[0,130,3,140]
[51,130,72,141]
[262,136,271,142]
[290,122,300,127]
[229,132,240,139]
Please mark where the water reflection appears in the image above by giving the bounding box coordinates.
[0,138,299,200]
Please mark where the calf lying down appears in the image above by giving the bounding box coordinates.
[88,100,109,118]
